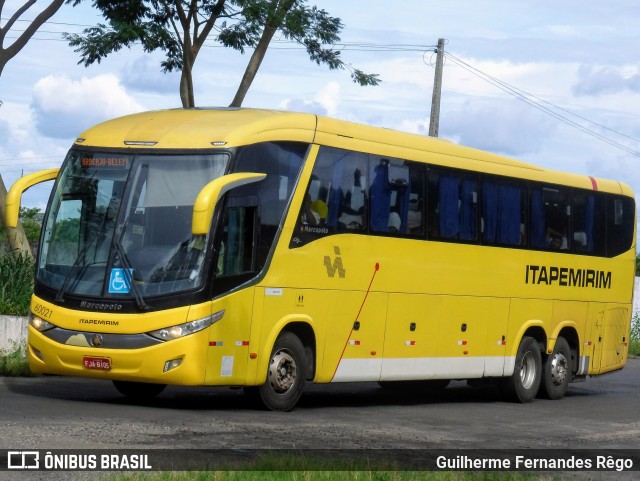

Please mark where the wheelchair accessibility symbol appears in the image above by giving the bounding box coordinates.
[109,268,133,294]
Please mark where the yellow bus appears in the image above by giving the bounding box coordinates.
[6,108,636,411]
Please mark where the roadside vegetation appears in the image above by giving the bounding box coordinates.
[630,312,640,357]
[0,340,30,376]
[102,470,553,481]
[0,253,34,316]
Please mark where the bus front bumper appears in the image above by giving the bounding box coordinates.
[27,325,210,385]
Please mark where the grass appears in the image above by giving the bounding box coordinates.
[629,312,640,357]
[0,253,35,316]
[0,340,31,376]
[94,453,558,481]
[101,471,553,481]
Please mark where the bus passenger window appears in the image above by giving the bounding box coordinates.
[572,191,605,255]
[290,147,368,248]
[530,186,570,251]
[407,164,426,235]
[430,170,478,241]
[482,179,522,246]
[369,158,415,236]
[607,196,635,257]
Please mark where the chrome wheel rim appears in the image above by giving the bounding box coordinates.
[519,351,537,390]
[550,352,568,387]
[268,349,297,393]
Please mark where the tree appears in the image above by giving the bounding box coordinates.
[222,0,379,107]
[0,1,78,77]
[64,0,379,108]
[1,1,77,258]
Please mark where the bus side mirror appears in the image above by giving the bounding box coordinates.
[192,172,266,235]
[5,168,59,227]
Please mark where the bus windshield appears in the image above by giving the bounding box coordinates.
[38,150,228,300]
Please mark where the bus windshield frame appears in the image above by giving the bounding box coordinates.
[37,149,229,303]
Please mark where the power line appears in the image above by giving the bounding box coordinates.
[442,52,640,158]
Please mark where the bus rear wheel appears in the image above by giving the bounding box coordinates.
[500,336,541,403]
[245,331,307,412]
[538,336,572,400]
[112,381,166,399]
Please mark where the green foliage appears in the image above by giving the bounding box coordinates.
[220,0,380,87]
[63,0,379,106]
[0,340,31,377]
[19,206,42,242]
[104,470,545,481]
[630,312,640,357]
[0,254,34,315]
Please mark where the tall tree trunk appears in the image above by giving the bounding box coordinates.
[229,25,278,108]
[179,29,196,107]
[0,176,33,260]
[179,68,194,108]
[229,0,294,108]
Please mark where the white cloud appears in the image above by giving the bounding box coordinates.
[441,98,557,156]
[0,118,9,145]
[31,74,145,139]
[122,55,181,94]
[573,65,640,96]
[280,82,342,117]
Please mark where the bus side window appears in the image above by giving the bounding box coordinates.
[607,196,635,257]
[338,153,368,231]
[544,187,570,250]
[429,169,478,241]
[407,162,426,236]
[530,186,569,250]
[572,190,605,255]
[368,157,417,236]
[482,178,522,246]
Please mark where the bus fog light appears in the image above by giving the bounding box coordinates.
[164,358,183,372]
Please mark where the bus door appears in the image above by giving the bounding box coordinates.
[589,304,629,374]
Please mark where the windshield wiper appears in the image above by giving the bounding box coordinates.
[55,231,100,303]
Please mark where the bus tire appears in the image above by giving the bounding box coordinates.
[538,336,572,400]
[500,336,541,403]
[249,331,307,412]
[112,381,166,399]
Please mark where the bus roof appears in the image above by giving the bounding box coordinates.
[74,107,631,196]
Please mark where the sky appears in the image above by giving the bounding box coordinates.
[1,0,640,240]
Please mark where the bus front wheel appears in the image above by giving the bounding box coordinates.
[538,336,572,400]
[500,336,541,403]
[246,331,307,412]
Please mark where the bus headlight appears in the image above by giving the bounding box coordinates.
[148,310,225,341]
[28,312,55,332]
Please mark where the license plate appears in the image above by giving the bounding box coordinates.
[82,356,112,371]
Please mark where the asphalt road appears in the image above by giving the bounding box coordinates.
[1,359,639,479]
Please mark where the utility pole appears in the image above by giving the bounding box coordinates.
[429,38,445,137]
